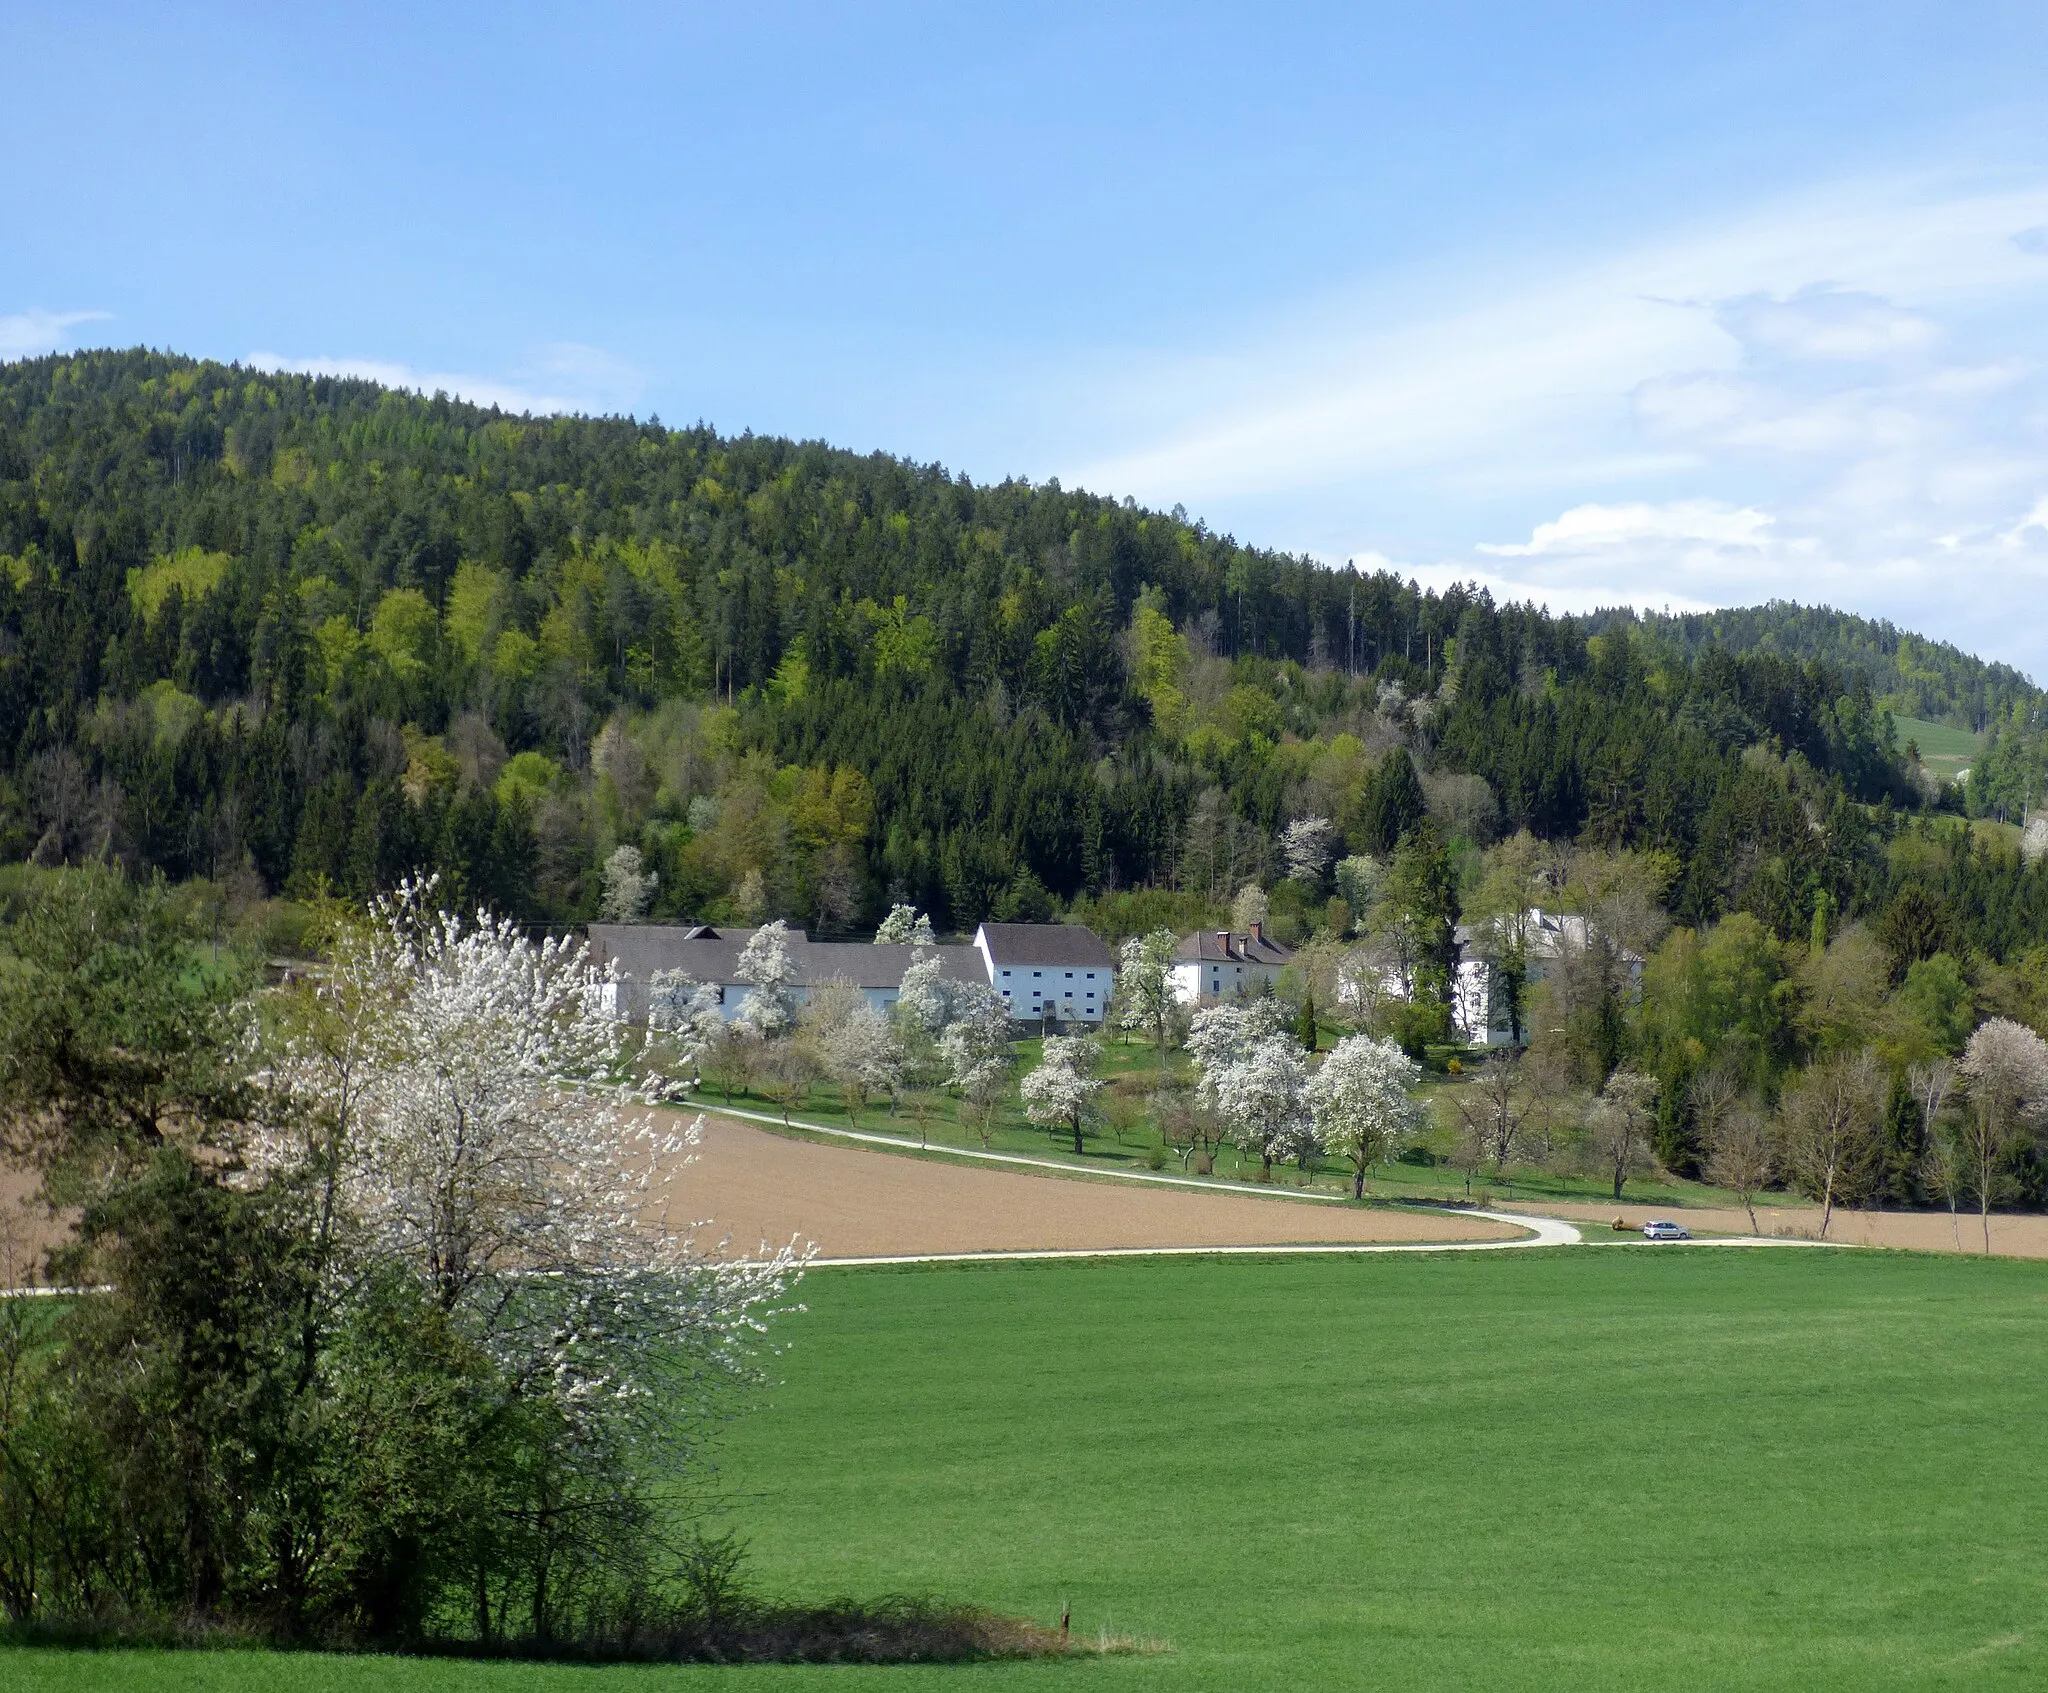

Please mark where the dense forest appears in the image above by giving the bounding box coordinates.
[1,347,2044,965]
[1610,603,2044,733]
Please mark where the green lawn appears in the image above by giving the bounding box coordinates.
[13,1247,2048,1689]
[1893,714,1983,773]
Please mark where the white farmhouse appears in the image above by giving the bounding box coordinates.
[586,924,984,1022]
[1168,922,1295,1006]
[588,919,1118,1028]
[973,922,1116,1024]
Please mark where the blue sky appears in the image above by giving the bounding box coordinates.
[6,1,2048,669]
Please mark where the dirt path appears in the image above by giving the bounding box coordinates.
[669,1112,1517,1259]
[1499,1197,2048,1258]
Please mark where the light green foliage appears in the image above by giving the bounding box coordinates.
[125,546,230,623]
[860,596,939,679]
[367,588,438,682]
[1898,952,1973,1055]
[1126,588,1189,737]
[493,749,563,809]
[443,561,502,662]
[136,679,204,748]
[1641,913,1794,1088]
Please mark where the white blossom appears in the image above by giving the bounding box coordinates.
[1281,815,1333,885]
[1113,929,1179,1052]
[820,1002,904,1108]
[874,902,935,946]
[734,918,800,1037]
[1187,1000,1310,1172]
[1305,1033,1423,1196]
[894,951,958,1038]
[599,843,657,922]
[647,968,725,1093]
[254,881,802,1434]
[939,983,1013,1102]
[1019,1034,1103,1153]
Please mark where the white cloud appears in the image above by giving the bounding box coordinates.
[244,346,641,417]
[0,308,111,360]
[1059,171,2048,669]
[1478,500,1776,558]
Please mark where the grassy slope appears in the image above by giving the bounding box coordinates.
[1893,714,1983,771]
[13,1248,2048,1691]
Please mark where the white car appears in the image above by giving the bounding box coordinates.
[1642,1219,1691,1241]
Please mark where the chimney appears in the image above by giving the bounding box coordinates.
[1216,930,1231,958]
[1250,920,1264,945]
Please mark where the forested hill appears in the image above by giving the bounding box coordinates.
[1594,603,2043,732]
[1,346,2041,959]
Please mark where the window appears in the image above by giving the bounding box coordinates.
[1001,969,1011,977]
[1033,971,1042,978]
[1065,971,1073,978]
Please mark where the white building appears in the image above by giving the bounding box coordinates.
[587,924,985,1022]
[973,922,1115,1024]
[1453,909,1642,1046]
[587,919,1116,1027]
[1168,923,1295,1005]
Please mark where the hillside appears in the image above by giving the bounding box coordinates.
[1595,602,2044,732]
[1,347,2042,958]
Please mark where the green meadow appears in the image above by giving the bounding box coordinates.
[11,1247,2048,1691]
[1893,714,1984,778]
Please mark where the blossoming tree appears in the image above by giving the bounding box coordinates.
[256,882,802,1461]
[1019,1034,1103,1155]
[1305,1033,1424,1198]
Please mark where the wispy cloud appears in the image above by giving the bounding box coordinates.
[0,308,112,360]
[1066,173,2048,667]
[244,344,642,418]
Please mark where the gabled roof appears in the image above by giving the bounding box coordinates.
[1175,928,1295,966]
[975,922,1115,969]
[585,924,984,1007]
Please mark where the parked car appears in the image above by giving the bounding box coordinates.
[1642,1219,1691,1241]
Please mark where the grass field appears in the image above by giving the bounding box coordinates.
[1893,714,1983,786]
[685,1035,1783,1214]
[11,1247,2048,1690]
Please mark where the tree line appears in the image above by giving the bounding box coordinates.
[3,347,2046,968]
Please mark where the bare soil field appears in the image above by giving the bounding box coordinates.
[667,1113,1516,1259]
[1501,1197,2048,1257]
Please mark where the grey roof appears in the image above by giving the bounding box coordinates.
[585,924,985,1019]
[975,922,1115,969]
[1175,928,1295,966]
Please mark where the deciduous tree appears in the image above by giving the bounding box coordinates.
[1020,1035,1103,1156]
[1304,1034,1422,1198]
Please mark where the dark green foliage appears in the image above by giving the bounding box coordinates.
[1879,884,1954,980]
[1608,601,2042,731]
[1350,746,1428,854]
[8,349,2048,960]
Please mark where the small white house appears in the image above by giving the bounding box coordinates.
[973,922,1115,1024]
[1168,923,1295,1006]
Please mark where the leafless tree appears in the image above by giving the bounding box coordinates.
[1586,1068,1660,1202]
[704,1020,763,1106]
[1450,1053,1538,1184]
[1702,1105,1774,1235]
[1775,1049,1884,1239]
